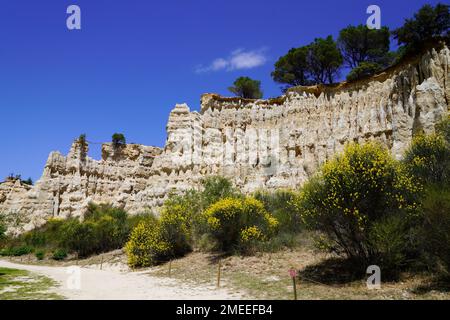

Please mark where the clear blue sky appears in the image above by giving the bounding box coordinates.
[0,0,443,182]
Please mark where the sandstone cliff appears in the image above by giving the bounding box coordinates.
[1,45,449,234]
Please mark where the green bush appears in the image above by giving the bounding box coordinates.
[253,189,301,234]
[436,114,450,143]
[403,133,450,187]
[22,218,65,248]
[294,142,421,265]
[420,187,450,276]
[60,220,97,258]
[52,248,68,261]
[35,250,45,260]
[346,62,382,82]
[163,190,204,239]
[367,215,418,278]
[2,203,152,259]
[201,176,241,208]
[203,197,278,252]
[0,215,6,242]
[159,206,192,257]
[0,245,33,257]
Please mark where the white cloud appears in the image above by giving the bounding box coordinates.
[196,48,267,73]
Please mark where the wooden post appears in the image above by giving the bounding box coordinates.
[217,259,221,288]
[100,256,103,270]
[292,277,297,300]
[289,269,298,300]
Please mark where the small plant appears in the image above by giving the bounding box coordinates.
[77,134,88,156]
[35,250,45,260]
[112,133,126,148]
[21,178,33,186]
[52,248,67,261]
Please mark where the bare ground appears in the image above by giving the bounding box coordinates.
[2,246,450,300]
[0,256,244,300]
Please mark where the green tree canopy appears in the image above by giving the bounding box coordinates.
[112,133,126,148]
[307,36,343,84]
[271,46,310,88]
[272,36,343,88]
[392,3,450,50]
[338,25,391,69]
[228,77,263,99]
[346,62,383,82]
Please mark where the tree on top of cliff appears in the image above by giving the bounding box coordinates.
[78,134,87,146]
[392,3,450,52]
[272,35,342,89]
[228,77,263,99]
[307,36,343,84]
[112,133,126,148]
[271,46,311,88]
[338,25,392,69]
[22,178,33,186]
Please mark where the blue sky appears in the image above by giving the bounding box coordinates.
[0,0,443,181]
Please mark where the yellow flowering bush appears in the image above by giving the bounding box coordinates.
[125,218,172,268]
[403,132,450,186]
[241,226,264,242]
[203,197,278,252]
[293,142,421,263]
[125,204,191,268]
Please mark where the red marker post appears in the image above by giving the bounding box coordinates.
[289,269,298,300]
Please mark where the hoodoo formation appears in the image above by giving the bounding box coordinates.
[1,45,449,234]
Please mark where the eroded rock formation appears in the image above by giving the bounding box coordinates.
[1,45,449,234]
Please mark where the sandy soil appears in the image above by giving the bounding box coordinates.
[0,259,243,300]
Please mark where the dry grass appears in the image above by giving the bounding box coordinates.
[146,246,450,300]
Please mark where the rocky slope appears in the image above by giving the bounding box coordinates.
[1,44,449,234]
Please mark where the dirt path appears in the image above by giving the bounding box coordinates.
[0,260,243,300]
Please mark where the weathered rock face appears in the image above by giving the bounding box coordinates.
[1,45,449,234]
